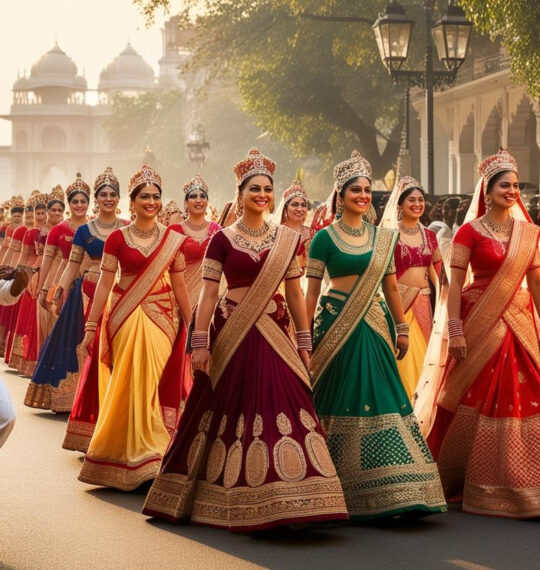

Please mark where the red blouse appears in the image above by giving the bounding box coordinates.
[394,227,440,280]
[202,229,302,289]
[170,221,222,266]
[101,225,186,277]
[9,225,28,255]
[45,220,75,260]
[450,220,540,279]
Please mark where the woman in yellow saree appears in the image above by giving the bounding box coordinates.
[427,149,540,518]
[78,164,192,491]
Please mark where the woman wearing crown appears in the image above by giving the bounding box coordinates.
[425,149,540,519]
[60,168,129,452]
[379,176,442,399]
[142,148,348,531]
[306,151,446,520]
[77,164,191,490]
[24,175,90,412]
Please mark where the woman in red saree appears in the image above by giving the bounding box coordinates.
[427,149,540,518]
[143,148,347,532]
[78,164,192,491]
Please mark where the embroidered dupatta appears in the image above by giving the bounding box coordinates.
[438,220,540,412]
[209,225,310,389]
[310,227,398,384]
[101,229,187,368]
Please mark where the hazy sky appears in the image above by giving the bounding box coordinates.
[0,0,169,145]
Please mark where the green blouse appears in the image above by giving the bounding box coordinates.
[306,223,396,279]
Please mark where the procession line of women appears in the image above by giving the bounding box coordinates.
[1,146,538,530]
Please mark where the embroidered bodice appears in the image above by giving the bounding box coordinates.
[8,225,28,254]
[170,221,221,266]
[69,219,130,264]
[101,224,186,277]
[44,220,76,260]
[306,223,396,279]
[450,219,540,279]
[395,227,441,280]
[202,228,302,289]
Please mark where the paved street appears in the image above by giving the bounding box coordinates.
[1,366,538,570]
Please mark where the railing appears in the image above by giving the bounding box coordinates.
[456,48,510,84]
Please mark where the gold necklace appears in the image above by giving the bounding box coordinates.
[129,222,158,239]
[482,215,513,233]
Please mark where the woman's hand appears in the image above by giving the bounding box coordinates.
[298,348,310,370]
[449,335,467,361]
[395,335,409,360]
[78,331,96,357]
[191,347,211,375]
[38,289,49,310]
[54,291,66,316]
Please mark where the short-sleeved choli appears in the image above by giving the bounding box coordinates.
[9,225,27,254]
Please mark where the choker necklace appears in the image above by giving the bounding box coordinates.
[236,219,269,237]
[399,222,420,235]
[129,223,158,239]
[338,218,366,237]
[94,217,119,230]
[184,219,208,232]
[483,215,513,234]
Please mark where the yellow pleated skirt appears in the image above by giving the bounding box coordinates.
[79,305,172,491]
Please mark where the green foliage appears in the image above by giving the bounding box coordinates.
[133,0,432,178]
[459,0,540,101]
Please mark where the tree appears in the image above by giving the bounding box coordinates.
[133,0,430,179]
[459,0,540,101]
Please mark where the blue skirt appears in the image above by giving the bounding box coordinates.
[24,278,85,412]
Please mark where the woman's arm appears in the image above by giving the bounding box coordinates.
[191,280,220,374]
[305,278,322,326]
[447,267,467,360]
[526,267,540,319]
[170,271,192,327]
[382,274,408,360]
[285,277,310,368]
[54,259,82,314]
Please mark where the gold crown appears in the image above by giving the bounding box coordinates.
[10,194,25,210]
[397,176,423,196]
[25,189,42,208]
[478,149,518,184]
[282,180,308,204]
[158,200,182,225]
[233,148,276,187]
[49,185,65,203]
[66,173,91,199]
[334,150,372,191]
[94,166,120,194]
[182,174,208,196]
[128,163,162,196]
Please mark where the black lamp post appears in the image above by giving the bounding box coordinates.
[373,0,472,195]
[186,123,210,169]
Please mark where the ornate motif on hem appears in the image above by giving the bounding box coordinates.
[79,456,162,491]
[63,419,95,452]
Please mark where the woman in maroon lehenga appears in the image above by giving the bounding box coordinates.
[143,148,347,532]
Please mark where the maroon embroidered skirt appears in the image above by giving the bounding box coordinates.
[142,296,348,532]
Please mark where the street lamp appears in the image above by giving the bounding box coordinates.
[373,0,472,194]
[186,123,210,169]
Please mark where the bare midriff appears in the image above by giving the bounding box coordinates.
[397,266,429,289]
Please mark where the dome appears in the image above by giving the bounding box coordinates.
[27,43,87,91]
[13,76,29,91]
[99,43,155,92]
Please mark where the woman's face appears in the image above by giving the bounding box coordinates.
[132,184,162,220]
[48,203,64,224]
[95,186,120,215]
[68,193,89,218]
[343,177,371,216]
[185,189,208,217]
[242,175,273,215]
[285,197,308,224]
[34,207,47,226]
[401,189,425,222]
[11,211,23,224]
[24,208,34,226]
[488,171,519,211]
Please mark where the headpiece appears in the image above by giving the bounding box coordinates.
[94,166,120,195]
[283,180,308,205]
[49,185,65,203]
[25,190,42,208]
[396,176,423,196]
[334,150,372,191]
[128,163,162,197]
[233,148,276,187]
[477,148,518,185]
[10,195,25,211]
[65,173,91,199]
[158,200,182,226]
[182,174,208,197]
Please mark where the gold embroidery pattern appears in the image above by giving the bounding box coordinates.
[300,409,337,478]
[385,256,396,275]
[50,371,79,412]
[364,299,394,353]
[449,242,471,270]
[223,414,244,489]
[121,223,167,258]
[305,257,326,279]
[285,256,303,279]
[185,261,203,309]
[69,244,85,264]
[504,290,540,366]
[319,413,446,516]
[327,223,375,255]
[44,244,57,259]
[245,414,270,487]
[273,412,307,482]
[202,258,223,282]
[9,240,22,254]
[187,410,212,477]
[79,456,162,491]
[24,382,51,409]
[101,252,118,273]
[63,418,95,453]
[206,415,227,484]
[170,250,186,273]
[311,227,397,383]
[141,288,178,347]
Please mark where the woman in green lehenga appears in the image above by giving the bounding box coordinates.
[306,151,446,520]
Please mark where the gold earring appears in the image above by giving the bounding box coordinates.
[336,194,344,219]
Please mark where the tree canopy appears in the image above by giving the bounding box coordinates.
[459,0,540,101]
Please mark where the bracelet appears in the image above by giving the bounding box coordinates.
[395,322,410,337]
[447,318,464,338]
[84,320,98,331]
[53,286,64,301]
[191,330,209,350]
[296,330,312,351]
